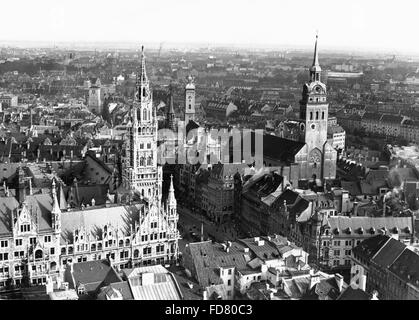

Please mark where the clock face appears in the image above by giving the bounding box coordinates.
[311,124,316,130]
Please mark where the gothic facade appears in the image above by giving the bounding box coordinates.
[0,47,180,291]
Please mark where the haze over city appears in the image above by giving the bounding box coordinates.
[0,0,418,54]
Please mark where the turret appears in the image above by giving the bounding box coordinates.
[17,166,26,204]
[167,84,176,131]
[51,178,62,233]
[166,174,177,215]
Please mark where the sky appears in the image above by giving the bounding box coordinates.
[0,0,418,53]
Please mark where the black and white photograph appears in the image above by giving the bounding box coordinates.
[0,0,418,309]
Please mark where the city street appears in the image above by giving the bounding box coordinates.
[177,204,244,253]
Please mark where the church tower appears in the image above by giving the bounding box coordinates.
[88,79,102,114]
[167,84,176,131]
[299,35,329,178]
[184,75,195,124]
[122,46,163,199]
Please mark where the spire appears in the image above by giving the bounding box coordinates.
[51,178,61,214]
[139,45,147,83]
[167,174,177,208]
[135,45,150,102]
[312,32,319,68]
[309,32,322,82]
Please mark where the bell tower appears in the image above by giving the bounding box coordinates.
[299,34,328,174]
[184,75,196,124]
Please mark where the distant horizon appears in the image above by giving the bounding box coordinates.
[0,0,418,57]
[0,39,417,58]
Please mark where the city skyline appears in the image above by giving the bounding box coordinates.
[0,0,418,54]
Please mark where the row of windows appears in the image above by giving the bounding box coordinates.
[139,143,152,149]
[1,236,50,249]
[309,110,326,120]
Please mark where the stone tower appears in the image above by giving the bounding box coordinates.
[122,46,163,199]
[184,75,196,124]
[88,78,102,114]
[299,34,331,179]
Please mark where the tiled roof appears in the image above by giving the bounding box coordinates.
[327,216,413,238]
[352,235,390,260]
[60,204,143,244]
[98,281,134,300]
[362,112,381,121]
[381,114,403,124]
[262,134,305,164]
[388,249,419,288]
[337,285,371,300]
[0,193,54,237]
[371,238,406,269]
[67,259,122,294]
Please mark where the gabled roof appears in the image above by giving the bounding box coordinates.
[388,249,419,288]
[371,237,406,269]
[352,235,390,261]
[67,259,122,294]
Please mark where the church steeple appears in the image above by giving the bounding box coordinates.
[310,33,322,82]
[184,75,196,124]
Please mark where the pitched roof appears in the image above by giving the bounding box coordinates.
[337,285,371,300]
[67,259,122,294]
[60,204,143,244]
[262,134,305,164]
[371,238,406,269]
[98,281,134,300]
[327,216,413,238]
[352,235,391,261]
[388,249,419,288]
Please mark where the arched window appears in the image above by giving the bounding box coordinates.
[50,262,57,271]
[147,156,152,166]
[142,87,146,97]
[143,109,147,121]
[310,112,313,120]
[119,240,124,247]
[61,247,66,255]
[316,111,319,119]
[98,243,103,251]
[322,111,325,119]
[134,249,139,258]
[91,244,96,251]
[35,249,43,259]
[125,239,130,247]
